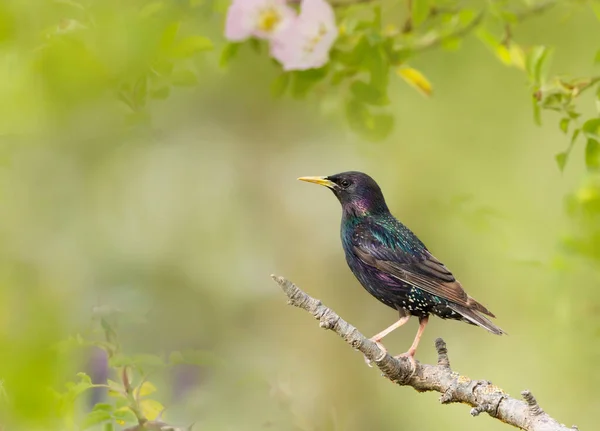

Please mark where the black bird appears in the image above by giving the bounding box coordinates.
[298,171,504,365]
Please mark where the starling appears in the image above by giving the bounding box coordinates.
[298,171,504,365]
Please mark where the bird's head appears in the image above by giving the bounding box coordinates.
[298,171,389,216]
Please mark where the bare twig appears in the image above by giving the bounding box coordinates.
[413,10,485,51]
[513,0,558,21]
[272,274,578,431]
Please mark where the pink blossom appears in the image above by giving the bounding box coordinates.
[225,0,296,42]
[270,0,338,71]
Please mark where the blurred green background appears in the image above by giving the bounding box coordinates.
[0,0,598,430]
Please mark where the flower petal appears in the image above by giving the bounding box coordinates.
[270,0,338,71]
[224,0,296,42]
[224,1,252,41]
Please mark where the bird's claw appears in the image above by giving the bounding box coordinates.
[364,339,387,367]
[394,351,417,376]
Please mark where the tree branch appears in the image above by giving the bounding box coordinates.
[271,274,579,431]
[413,10,485,52]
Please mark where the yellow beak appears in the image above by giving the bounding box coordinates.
[297,176,336,189]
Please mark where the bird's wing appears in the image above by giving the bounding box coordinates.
[351,222,495,317]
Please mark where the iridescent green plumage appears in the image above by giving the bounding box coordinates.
[299,171,504,362]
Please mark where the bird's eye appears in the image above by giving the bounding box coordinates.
[340,179,351,188]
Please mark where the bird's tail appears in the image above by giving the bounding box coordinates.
[448,303,506,335]
[466,295,496,318]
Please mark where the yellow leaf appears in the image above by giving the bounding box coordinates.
[140,399,164,421]
[495,45,512,65]
[137,381,157,398]
[576,185,599,203]
[509,44,526,70]
[396,66,433,97]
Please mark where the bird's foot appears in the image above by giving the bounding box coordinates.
[364,339,387,367]
[394,349,417,376]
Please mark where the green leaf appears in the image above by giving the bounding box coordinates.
[586,139,600,170]
[171,36,213,58]
[104,423,114,431]
[350,81,389,106]
[249,38,262,53]
[113,407,138,424]
[92,403,114,412]
[595,49,600,64]
[412,0,431,27]
[330,67,357,86]
[441,37,461,51]
[557,128,582,171]
[526,46,552,83]
[81,410,112,430]
[388,48,412,65]
[477,28,500,50]
[362,45,388,91]
[65,373,94,397]
[159,22,180,54]
[477,29,511,64]
[107,379,125,397]
[171,69,198,87]
[583,118,600,140]
[291,67,328,99]
[571,128,581,146]
[55,373,101,420]
[220,43,240,68]
[365,31,383,46]
[559,117,570,134]
[555,151,568,172]
[371,4,382,28]
[458,9,476,25]
[532,94,541,125]
[338,36,369,67]
[270,73,290,98]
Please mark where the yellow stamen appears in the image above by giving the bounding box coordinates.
[257,7,281,33]
[303,24,328,53]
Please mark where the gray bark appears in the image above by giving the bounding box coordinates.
[271,274,579,431]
